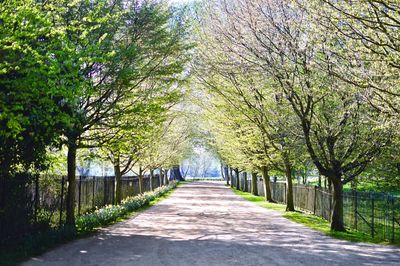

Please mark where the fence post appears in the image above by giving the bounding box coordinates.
[371,193,375,238]
[313,186,317,215]
[92,176,96,208]
[78,176,82,216]
[59,176,64,228]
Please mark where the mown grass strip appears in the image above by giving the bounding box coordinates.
[232,188,397,245]
[0,182,180,266]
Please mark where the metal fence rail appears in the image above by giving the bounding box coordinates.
[231,174,399,242]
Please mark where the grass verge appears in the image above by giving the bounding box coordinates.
[232,188,397,245]
[0,181,180,266]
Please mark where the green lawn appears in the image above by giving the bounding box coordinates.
[232,188,397,245]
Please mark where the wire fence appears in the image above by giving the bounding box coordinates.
[0,174,164,242]
[231,173,400,242]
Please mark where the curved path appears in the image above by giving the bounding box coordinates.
[24,182,400,266]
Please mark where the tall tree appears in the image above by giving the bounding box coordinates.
[201,0,393,230]
[0,0,77,237]
[61,0,191,229]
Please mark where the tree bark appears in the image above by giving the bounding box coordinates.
[328,178,332,193]
[229,167,234,188]
[149,169,154,191]
[331,178,345,231]
[158,168,163,186]
[66,141,77,231]
[226,166,230,186]
[34,174,39,222]
[220,163,225,180]
[251,172,258,195]
[261,165,273,202]
[114,157,122,204]
[169,165,184,181]
[318,173,322,187]
[0,173,5,232]
[284,155,295,211]
[235,168,240,190]
[351,178,357,190]
[243,172,247,192]
[164,169,169,185]
[138,166,143,194]
[302,170,307,184]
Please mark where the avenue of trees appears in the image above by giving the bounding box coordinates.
[1,0,400,237]
[193,0,400,231]
[0,0,192,232]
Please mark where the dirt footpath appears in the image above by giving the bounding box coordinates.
[23,182,400,266]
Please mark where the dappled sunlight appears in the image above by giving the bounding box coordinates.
[24,182,400,266]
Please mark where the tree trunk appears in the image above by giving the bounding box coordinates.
[0,174,5,237]
[170,165,184,181]
[66,141,77,231]
[114,157,122,204]
[229,167,234,188]
[34,174,39,222]
[226,166,230,186]
[149,169,154,191]
[220,163,225,180]
[328,178,332,193]
[0,173,5,232]
[351,178,357,190]
[331,178,345,231]
[158,168,163,186]
[318,173,322,187]
[261,165,273,202]
[302,170,307,185]
[235,168,240,190]
[284,156,295,211]
[164,169,169,185]
[251,172,258,195]
[160,169,164,186]
[243,172,247,192]
[138,166,143,194]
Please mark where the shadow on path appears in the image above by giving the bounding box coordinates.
[23,182,400,266]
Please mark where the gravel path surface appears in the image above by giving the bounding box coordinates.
[23,182,400,266]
